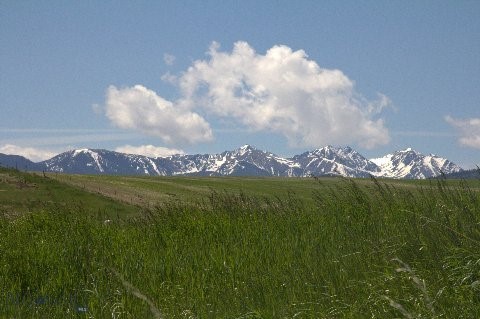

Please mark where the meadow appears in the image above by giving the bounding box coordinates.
[0,167,479,318]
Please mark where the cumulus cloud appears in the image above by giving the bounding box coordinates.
[105,85,213,145]
[115,144,185,157]
[103,41,391,149]
[180,41,390,149]
[445,116,480,149]
[0,144,56,162]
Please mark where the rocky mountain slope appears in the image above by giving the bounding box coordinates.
[370,148,463,179]
[0,145,463,179]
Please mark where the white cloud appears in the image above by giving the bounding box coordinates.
[115,144,185,157]
[179,41,390,149]
[161,72,177,84]
[163,53,176,66]
[103,41,391,149]
[105,85,213,145]
[445,115,480,149]
[0,144,56,162]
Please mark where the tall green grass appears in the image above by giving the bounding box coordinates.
[0,176,479,317]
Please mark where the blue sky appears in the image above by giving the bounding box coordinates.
[1,1,479,168]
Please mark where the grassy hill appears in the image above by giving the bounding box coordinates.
[48,173,337,208]
[1,168,479,317]
[0,167,140,219]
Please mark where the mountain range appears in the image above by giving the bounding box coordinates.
[0,145,463,179]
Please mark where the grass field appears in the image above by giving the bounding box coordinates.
[0,168,140,218]
[1,167,479,318]
[47,173,328,208]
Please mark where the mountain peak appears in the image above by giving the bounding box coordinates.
[321,145,337,150]
[312,145,335,155]
[239,144,254,150]
[293,145,380,177]
[371,148,462,179]
[398,147,417,153]
[72,148,90,156]
[233,144,260,156]
[1,145,462,179]
[311,145,356,156]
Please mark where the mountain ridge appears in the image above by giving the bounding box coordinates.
[0,145,463,179]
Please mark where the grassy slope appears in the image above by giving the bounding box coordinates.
[0,168,140,218]
[50,173,477,208]
[0,169,479,318]
[48,173,329,208]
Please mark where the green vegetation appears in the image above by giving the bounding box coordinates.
[0,167,479,317]
[48,173,329,208]
[0,167,139,218]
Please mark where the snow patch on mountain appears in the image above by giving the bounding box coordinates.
[4,144,462,179]
[292,146,381,178]
[371,148,462,179]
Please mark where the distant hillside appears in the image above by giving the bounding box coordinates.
[0,153,45,171]
[444,167,479,179]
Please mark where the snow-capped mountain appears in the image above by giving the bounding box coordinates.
[292,146,381,178]
[43,149,169,175]
[0,145,463,179]
[165,145,301,176]
[370,148,462,179]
